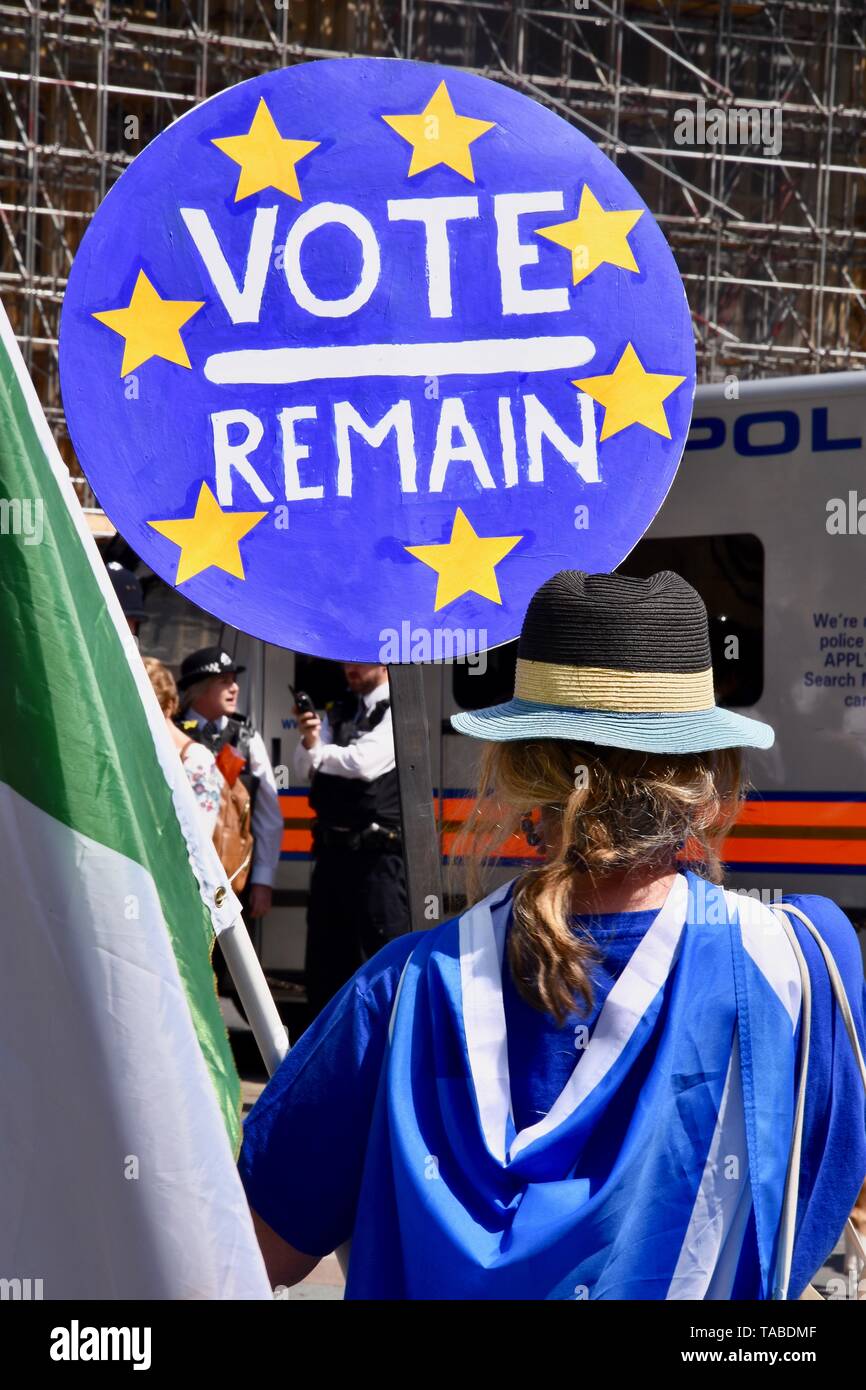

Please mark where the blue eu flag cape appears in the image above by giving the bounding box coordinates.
[344,871,803,1299]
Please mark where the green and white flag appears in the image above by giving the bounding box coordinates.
[0,300,270,1299]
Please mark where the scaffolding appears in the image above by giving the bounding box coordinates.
[2,0,865,494]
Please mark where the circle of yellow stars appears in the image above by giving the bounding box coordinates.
[88,80,687,606]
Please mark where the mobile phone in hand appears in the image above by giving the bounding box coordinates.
[289,684,316,717]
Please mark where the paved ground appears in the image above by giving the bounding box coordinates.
[286,1253,345,1300]
[240,1078,266,1112]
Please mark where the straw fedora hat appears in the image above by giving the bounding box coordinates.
[450,569,774,754]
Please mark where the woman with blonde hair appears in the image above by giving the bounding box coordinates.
[143,657,222,836]
[240,571,866,1300]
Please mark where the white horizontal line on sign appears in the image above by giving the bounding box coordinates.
[203,336,595,386]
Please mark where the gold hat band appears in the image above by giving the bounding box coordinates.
[515,658,716,713]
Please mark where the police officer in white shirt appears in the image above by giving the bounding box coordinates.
[293,662,408,1018]
[176,647,284,921]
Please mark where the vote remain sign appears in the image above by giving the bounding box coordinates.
[59,58,695,661]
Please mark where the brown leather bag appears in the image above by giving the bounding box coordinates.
[212,772,254,894]
[181,739,254,893]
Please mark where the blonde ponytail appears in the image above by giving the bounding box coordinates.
[453,739,744,1025]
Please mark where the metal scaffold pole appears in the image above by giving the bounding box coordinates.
[1,0,864,463]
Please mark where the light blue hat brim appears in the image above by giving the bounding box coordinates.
[450,698,775,754]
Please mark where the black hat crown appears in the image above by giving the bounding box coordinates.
[515,571,715,713]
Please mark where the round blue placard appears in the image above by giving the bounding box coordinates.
[60,57,695,661]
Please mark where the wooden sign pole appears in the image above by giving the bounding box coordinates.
[389,664,444,933]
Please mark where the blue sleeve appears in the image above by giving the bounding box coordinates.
[784,895,866,1298]
[238,932,420,1257]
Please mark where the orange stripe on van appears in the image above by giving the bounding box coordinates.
[719,836,866,866]
[736,800,866,828]
[440,829,542,860]
[279,792,866,866]
[440,797,474,820]
[281,828,313,853]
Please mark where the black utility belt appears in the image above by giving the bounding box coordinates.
[313,821,402,854]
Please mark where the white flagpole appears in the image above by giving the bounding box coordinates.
[219,916,289,1076]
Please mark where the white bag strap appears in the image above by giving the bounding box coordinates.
[770,901,866,1300]
[779,902,866,1089]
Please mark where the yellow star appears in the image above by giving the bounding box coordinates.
[211,97,320,202]
[91,270,204,375]
[536,186,644,286]
[382,80,494,182]
[573,343,687,442]
[405,507,522,611]
[148,483,267,585]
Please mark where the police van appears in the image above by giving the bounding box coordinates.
[121,368,866,987]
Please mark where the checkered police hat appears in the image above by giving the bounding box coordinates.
[177,646,246,692]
